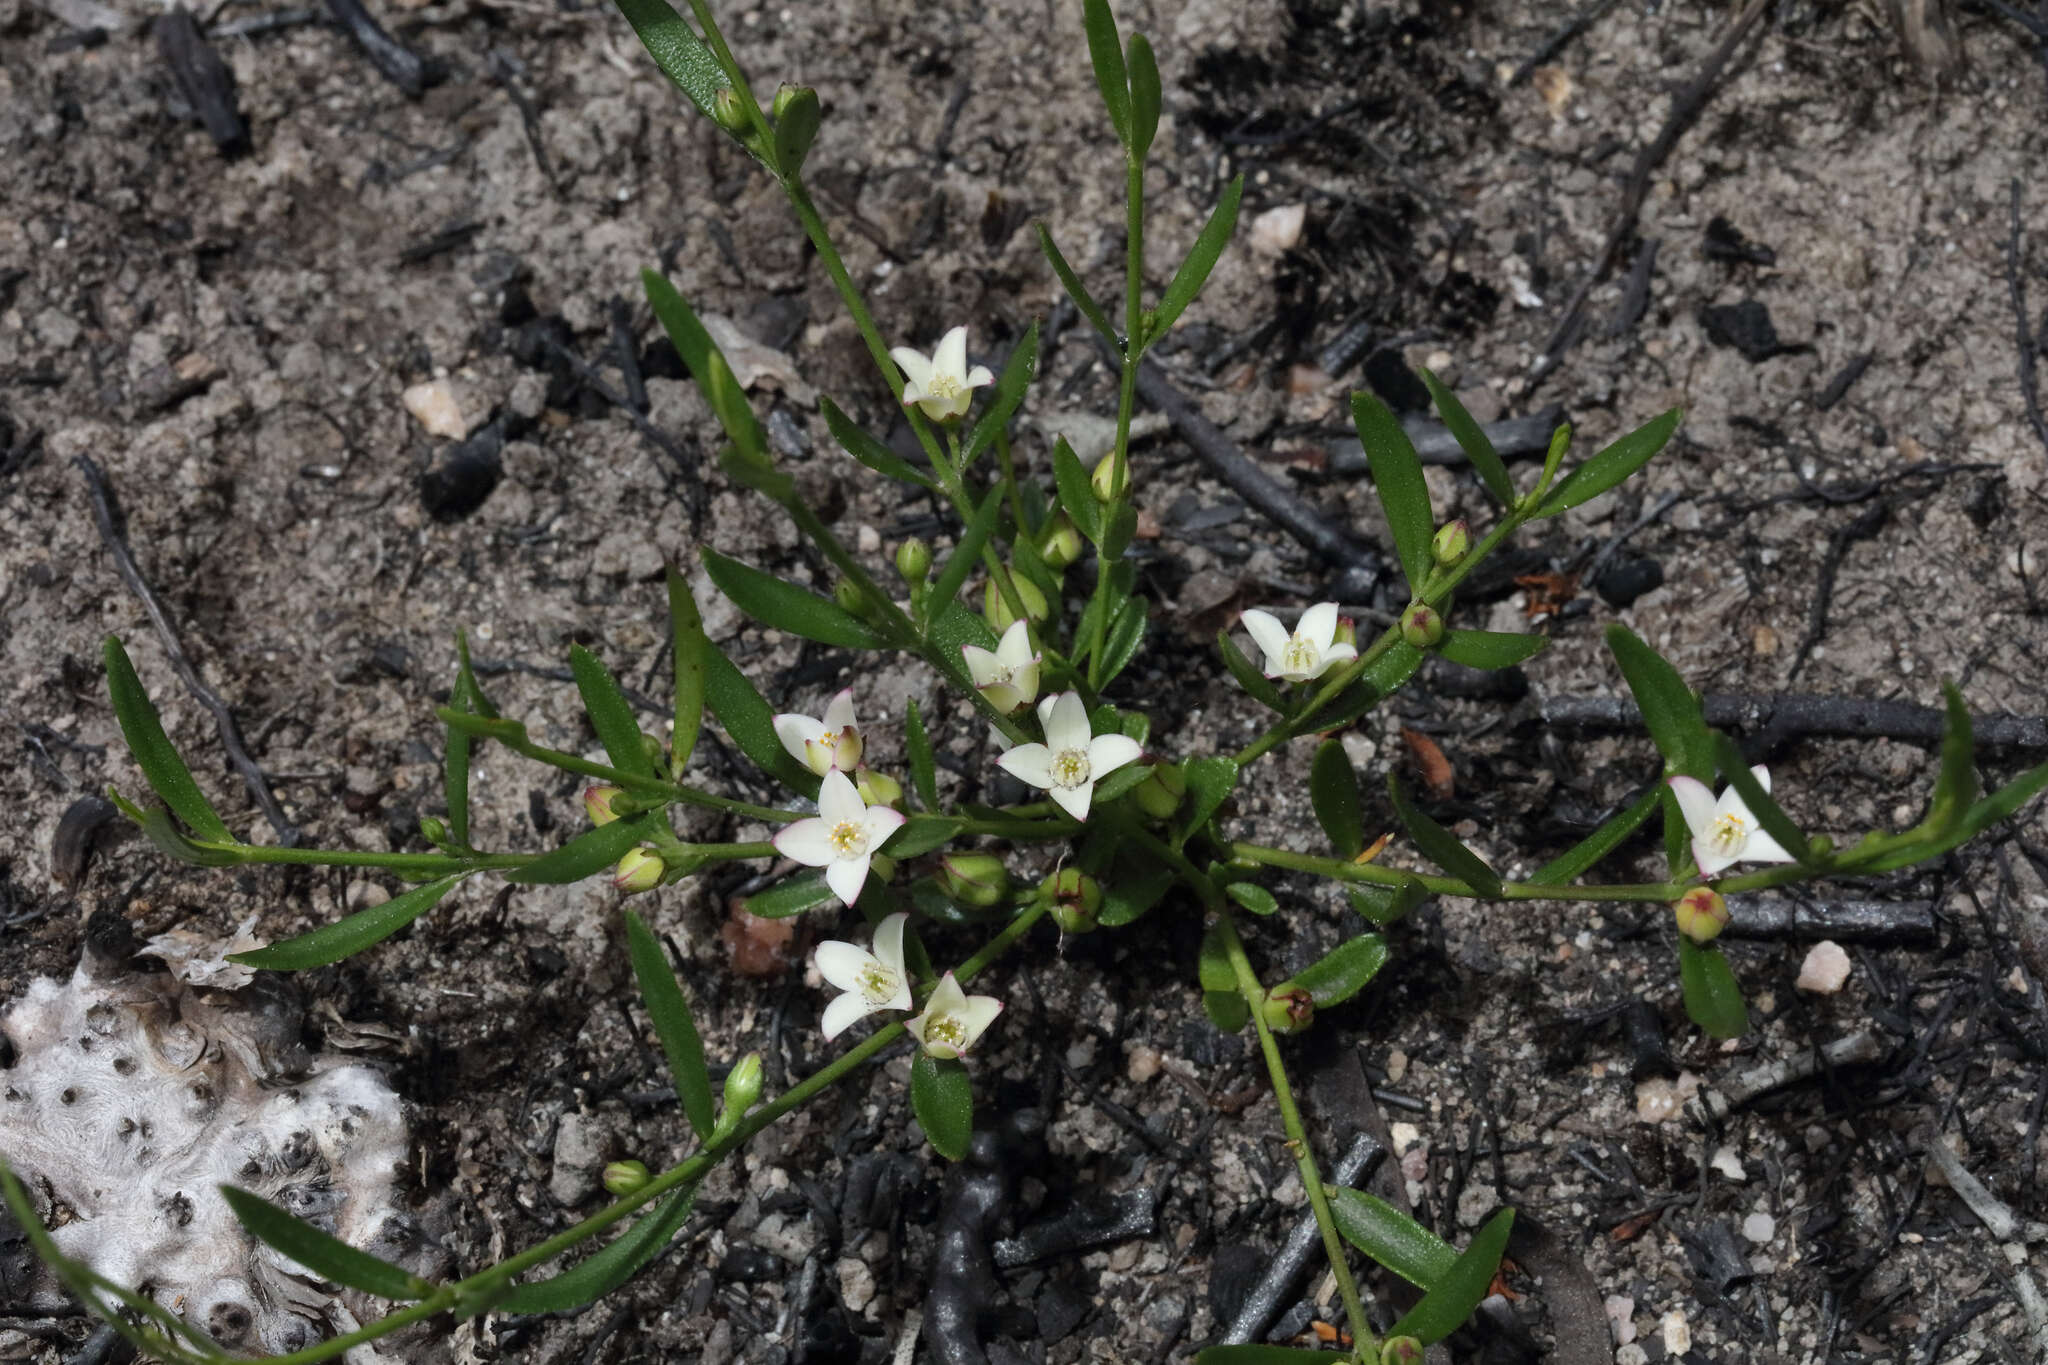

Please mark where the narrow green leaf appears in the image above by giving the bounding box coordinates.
[1387,774,1502,897]
[608,0,728,117]
[667,567,708,774]
[1100,501,1140,560]
[444,633,483,848]
[1193,1349,1335,1365]
[701,549,891,650]
[1678,938,1749,1038]
[1329,1186,1456,1289]
[438,709,529,744]
[820,396,935,488]
[1924,681,1980,836]
[962,322,1039,466]
[1009,529,1061,602]
[1537,408,1683,517]
[1310,739,1364,858]
[1080,0,1130,143]
[1180,756,1240,844]
[929,485,1007,614]
[1283,933,1388,1009]
[1527,786,1661,887]
[1090,761,1156,811]
[624,911,715,1141]
[1348,877,1426,926]
[1198,921,1237,992]
[221,1187,428,1299]
[499,1186,697,1313]
[770,85,821,174]
[1099,599,1148,684]
[570,645,655,778]
[1305,640,1431,733]
[703,649,822,796]
[1218,629,1287,712]
[231,874,464,971]
[911,1053,974,1161]
[1202,991,1249,1032]
[130,804,241,867]
[885,814,964,859]
[1417,367,1515,507]
[1152,175,1244,342]
[1125,33,1161,160]
[1037,226,1119,348]
[1960,757,2048,838]
[1350,391,1435,592]
[1052,436,1105,543]
[509,813,656,885]
[1099,858,1175,927]
[1604,624,1712,779]
[905,699,939,812]
[926,599,1001,673]
[741,871,837,919]
[1226,882,1278,916]
[1710,731,1814,864]
[1385,1208,1515,1344]
[1437,629,1547,671]
[642,270,779,491]
[102,635,234,844]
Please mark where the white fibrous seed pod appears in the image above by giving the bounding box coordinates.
[0,913,447,1353]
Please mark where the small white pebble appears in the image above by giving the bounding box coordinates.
[1635,1071,1699,1124]
[1249,203,1306,254]
[1743,1212,1777,1244]
[1797,940,1852,994]
[1604,1295,1637,1345]
[401,379,481,440]
[1661,1309,1692,1354]
[1125,1045,1162,1084]
[1711,1146,1747,1181]
[1385,1048,1408,1083]
[856,524,881,553]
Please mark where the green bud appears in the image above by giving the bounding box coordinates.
[613,847,664,894]
[711,85,750,133]
[1043,868,1102,933]
[722,1052,764,1119]
[418,815,449,846]
[1673,886,1729,944]
[896,537,931,585]
[1038,512,1084,570]
[939,852,1011,909]
[583,786,625,827]
[1090,451,1123,501]
[640,732,667,772]
[1379,1338,1425,1365]
[1332,615,1358,650]
[1260,985,1315,1035]
[1132,763,1186,821]
[602,1159,651,1197]
[1399,601,1444,649]
[1431,519,1471,565]
[833,578,867,617]
[984,572,1049,633]
[770,83,809,120]
[855,766,903,810]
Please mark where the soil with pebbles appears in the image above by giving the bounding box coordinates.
[4,0,2048,1361]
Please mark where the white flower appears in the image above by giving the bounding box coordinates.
[1239,602,1357,683]
[773,769,907,905]
[812,911,913,1040]
[962,620,1042,714]
[994,691,1143,821]
[773,688,863,776]
[891,326,995,422]
[905,971,1003,1060]
[1668,766,1798,877]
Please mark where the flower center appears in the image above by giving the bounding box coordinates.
[925,1014,967,1048]
[925,373,961,400]
[982,663,1013,687]
[857,963,899,1006]
[1707,813,1748,857]
[829,820,869,858]
[1050,748,1092,789]
[1281,635,1321,676]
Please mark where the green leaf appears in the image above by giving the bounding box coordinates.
[1604,624,1712,779]
[963,322,1039,467]
[820,396,935,489]
[885,814,963,859]
[1347,878,1426,926]
[703,649,821,796]
[1099,858,1175,927]
[608,0,728,118]
[770,85,821,174]
[1350,391,1435,592]
[1180,756,1240,844]
[701,549,891,650]
[1678,938,1749,1038]
[570,644,655,779]
[1310,739,1364,858]
[1330,1186,1456,1289]
[221,1187,429,1299]
[643,270,783,495]
[905,699,939,812]
[1202,991,1249,1031]
[624,911,715,1141]
[1385,1208,1515,1345]
[929,484,1007,615]
[499,1186,697,1313]
[740,871,837,919]
[1417,367,1515,507]
[1527,786,1661,887]
[1091,761,1156,811]
[911,1053,974,1161]
[1100,501,1140,560]
[1710,731,1814,864]
[124,802,240,867]
[442,632,493,848]
[926,600,1002,695]
[1099,599,1148,684]
[102,635,234,845]
[1537,408,1683,517]
[1052,436,1105,543]
[509,813,656,885]
[1924,681,1980,836]
[1959,757,2048,839]
[1226,881,1278,916]
[1387,774,1502,897]
[230,874,465,971]
[1217,629,1287,712]
[1080,0,1129,143]
[1152,176,1244,343]
[666,567,708,774]
[1437,629,1547,671]
[1283,932,1388,1008]
[1125,33,1161,161]
[1193,1349,1335,1365]
[1036,226,1119,348]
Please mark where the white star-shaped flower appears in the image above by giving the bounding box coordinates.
[994,691,1143,821]
[1239,602,1357,683]
[905,971,1003,1060]
[961,619,1042,714]
[891,326,995,422]
[773,688,863,777]
[773,769,907,905]
[812,911,913,1040]
[1668,766,1798,877]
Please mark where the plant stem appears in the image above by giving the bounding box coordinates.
[1229,840,1847,901]
[1082,153,1148,687]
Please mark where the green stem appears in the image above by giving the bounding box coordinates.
[1230,840,1845,900]
[1082,153,1148,688]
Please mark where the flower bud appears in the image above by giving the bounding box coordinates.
[1673,886,1729,944]
[1038,513,1084,570]
[939,852,1011,909]
[1379,1338,1425,1365]
[983,572,1048,633]
[833,578,868,618]
[1332,616,1358,650]
[722,1051,764,1119]
[613,848,664,894]
[896,537,931,585]
[640,732,668,772]
[584,786,626,826]
[1260,985,1315,1035]
[418,815,449,846]
[602,1159,651,1196]
[1132,763,1186,821]
[1042,868,1102,933]
[711,85,750,132]
[1399,601,1444,649]
[770,83,809,120]
[1090,451,1123,501]
[854,766,903,810]
[1431,519,1471,566]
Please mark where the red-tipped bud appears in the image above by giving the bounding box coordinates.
[1260,985,1315,1035]
[939,853,1011,909]
[1043,868,1102,933]
[1673,886,1730,944]
[1380,1338,1425,1365]
[584,786,626,826]
[1432,519,1471,565]
[1399,601,1444,649]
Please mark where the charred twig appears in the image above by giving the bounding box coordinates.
[75,456,300,845]
[1605,237,1659,340]
[323,0,434,97]
[1698,1030,1886,1120]
[1787,498,1891,683]
[396,218,479,266]
[1219,1134,1382,1345]
[1721,896,1937,948]
[1532,689,2048,751]
[156,8,249,155]
[609,297,648,414]
[1509,0,1623,85]
[1815,351,1874,411]
[1326,407,1565,474]
[486,49,558,193]
[2007,179,2048,456]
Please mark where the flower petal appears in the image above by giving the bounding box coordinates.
[773,713,825,766]
[773,817,837,867]
[925,971,969,1019]
[1047,782,1093,821]
[996,743,1056,789]
[1741,830,1797,864]
[825,852,871,906]
[863,805,908,850]
[872,913,912,1005]
[1239,609,1290,669]
[995,619,1034,667]
[961,644,1002,686]
[951,993,1004,1051]
[1044,691,1092,753]
[1009,658,1041,707]
[981,682,1023,714]
[1713,784,1757,826]
[1087,734,1143,779]
[822,688,858,733]
[817,769,865,826]
[1035,694,1060,733]
[934,326,969,382]
[1666,776,1717,837]
[1313,643,1357,677]
[891,346,934,395]
[1749,764,1773,795]
[820,990,874,1041]
[814,941,879,995]
[1692,839,1737,878]
[963,364,994,389]
[1298,601,1340,651]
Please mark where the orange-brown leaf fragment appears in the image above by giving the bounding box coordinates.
[1399,727,1454,801]
[721,905,798,977]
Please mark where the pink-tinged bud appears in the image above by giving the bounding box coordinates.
[603,1160,651,1196]
[1379,1338,1425,1365]
[854,766,902,809]
[1042,868,1102,933]
[939,853,1011,909]
[1133,763,1186,821]
[1673,886,1730,944]
[1399,601,1444,649]
[584,786,626,826]
[983,572,1048,632]
[1332,616,1358,650]
[1260,985,1315,1035]
[1038,513,1084,570]
[1432,519,1470,565]
[613,848,664,894]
